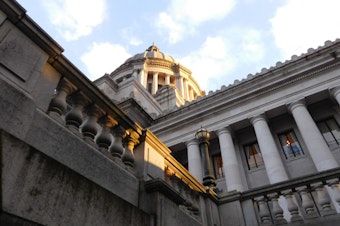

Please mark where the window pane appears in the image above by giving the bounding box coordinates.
[317,121,335,145]
[327,119,340,145]
[278,130,303,159]
[244,142,264,170]
[317,118,340,147]
[213,155,224,179]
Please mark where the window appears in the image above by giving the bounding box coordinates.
[317,118,340,148]
[278,130,303,159]
[244,142,264,170]
[212,155,224,179]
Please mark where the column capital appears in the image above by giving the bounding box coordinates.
[330,86,340,97]
[249,114,267,125]
[185,139,199,147]
[287,99,306,112]
[216,126,232,136]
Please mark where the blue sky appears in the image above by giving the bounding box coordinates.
[17,0,340,92]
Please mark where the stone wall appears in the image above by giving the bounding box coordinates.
[0,131,151,225]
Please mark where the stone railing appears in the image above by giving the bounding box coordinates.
[221,168,340,225]
[48,76,143,169]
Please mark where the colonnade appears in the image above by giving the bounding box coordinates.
[186,87,340,192]
[136,69,196,101]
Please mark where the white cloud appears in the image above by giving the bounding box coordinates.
[156,12,186,44]
[238,29,265,63]
[156,0,236,43]
[270,0,340,59]
[42,0,106,41]
[178,29,265,91]
[180,36,234,90]
[81,42,131,80]
[120,27,143,46]
[169,0,236,24]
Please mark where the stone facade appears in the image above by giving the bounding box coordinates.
[1,1,340,226]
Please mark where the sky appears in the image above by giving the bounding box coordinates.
[16,0,340,92]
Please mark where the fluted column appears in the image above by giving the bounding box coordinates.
[152,72,158,94]
[250,114,288,183]
[165,74,170,85]
[288,100,338,171]
[186,139,203,183]
[330,86,340,106]
[216,127,244,192]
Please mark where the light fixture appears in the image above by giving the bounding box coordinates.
[195,126,210,142]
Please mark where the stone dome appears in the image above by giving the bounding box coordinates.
[124,44,177,63]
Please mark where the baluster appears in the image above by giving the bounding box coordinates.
[268,194,287,224]
[65,92,89,134]
[328,179,340,206]
[96,115,117,152]
[81,104,104,144]
[283,191,303,222]
[48,78,76,119]
[109,126,125,160]
[312,182,336,216]
[255,197,272,224]
[297,186,318,218]
[122,129,140,168]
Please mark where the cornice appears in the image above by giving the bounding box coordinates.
[151,46,340,135]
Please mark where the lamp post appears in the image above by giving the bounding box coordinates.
[195,127,216,188]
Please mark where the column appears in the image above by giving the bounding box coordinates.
[165,74,170,86]
[132,69,138,79]
[178,76,184,97]
[183,78,189,100]
[331,86,340,105]
[186,139,203,183]
[216,127,244,192]
[152,72,158,94]
[139,69,147,88]
[288,100,338,171]
[189,87,194,101]
[250,114,288,184]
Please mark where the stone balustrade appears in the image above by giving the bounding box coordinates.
[48,77,142,169]
[141,129,216,220]
[238,168,340,224]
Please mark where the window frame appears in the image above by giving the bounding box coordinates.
[316,117,340,148]
[243,142,264,170]
[212,154,224,179]
[277,130,304,160]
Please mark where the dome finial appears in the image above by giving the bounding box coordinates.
[146,43,159,52]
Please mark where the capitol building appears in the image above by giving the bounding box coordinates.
[1,1,340,225]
